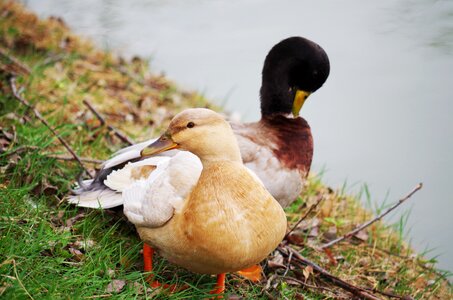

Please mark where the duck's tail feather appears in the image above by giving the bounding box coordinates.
[67,181,123,209]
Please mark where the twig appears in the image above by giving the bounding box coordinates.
[321,183,423,249]
[82,99,134,145]
[2,145,39,156]
[46,155,104,164]
[10,77,93,178]
[279,276,338,294]
[282,251,293,276]
[278,246,382,300]
[285,194,323,239]
[0,46,31,75]
[364,287,409,299]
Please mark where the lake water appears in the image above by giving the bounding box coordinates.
[23,0,453,272]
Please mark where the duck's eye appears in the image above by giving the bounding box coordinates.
[186,122,195,128]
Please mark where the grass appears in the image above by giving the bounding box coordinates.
[0,1,451,299]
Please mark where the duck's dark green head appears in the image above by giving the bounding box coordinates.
[260,36,330,117]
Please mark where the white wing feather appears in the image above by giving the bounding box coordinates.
[123,151,202,228]
[104,156,171,192]
[103,138,157,169]
[67,179,123,209]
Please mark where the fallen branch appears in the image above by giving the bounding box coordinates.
[82,99,134,145]
[0,46,31,75]
[10,77,93,178]
[278,245,382,300]
[321,183,423,249]
[285,194,324,239]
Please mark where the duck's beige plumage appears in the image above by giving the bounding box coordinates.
[117,108,287,274]
[138,160,286,274]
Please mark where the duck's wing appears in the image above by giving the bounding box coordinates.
[67,136,181,208]
[67,156,172,208]
[67,180,124,209]
[123,151,202,228]
[232,122,305,207]
[102,138,157,169]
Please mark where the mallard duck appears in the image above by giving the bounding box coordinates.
[92,108,288,295]
[70,36,330,208]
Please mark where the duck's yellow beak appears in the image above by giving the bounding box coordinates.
[140,132,179,157]
[292,90,311,117]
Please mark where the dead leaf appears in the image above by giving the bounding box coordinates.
[65,212,85,227]
[285,278,302,286]
[323,226,337,242]
[0,127,14,148]
[268,252,285,269]
[228,294,244,300]
[68,247,84,261]
[72,239,96,251]
[414,276,427,289]
[105,279,126,293]
[358,257,371,267]
[119,256,132,268]
[308,226,319,238]
[354,229,369,241]
[57,210,65,220]
[296,218,320,231]
[287,233,305,246]
[31,178,59,196]
[302,265,313,281]
[295,293,304,300]
[323,248,337,265]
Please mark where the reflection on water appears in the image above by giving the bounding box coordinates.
[23,0,453,272]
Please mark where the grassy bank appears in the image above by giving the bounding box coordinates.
[0,2,451,299]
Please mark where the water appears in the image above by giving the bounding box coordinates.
[23,0,453,272]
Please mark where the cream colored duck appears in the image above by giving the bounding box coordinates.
[77,108,288,295]
[70,36,330,208]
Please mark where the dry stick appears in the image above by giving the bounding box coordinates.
[321,183,423,250]
[364,287,408,300]
[0,46,31,75]
[82,99,134,145]
[285,194,324,239]
[278,246,382,300]
[10,77,93,178]
[282,251,293,277]
[279,276,338,295]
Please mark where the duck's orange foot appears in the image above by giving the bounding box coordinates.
[236,264,262,282]
[143,243,186,293]
[209,273,226,299]
[146,276,181,292]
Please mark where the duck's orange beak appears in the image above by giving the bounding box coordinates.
[140,132,179,157]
